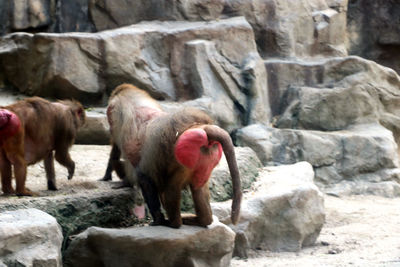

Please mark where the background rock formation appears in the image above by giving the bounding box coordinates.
[1,0,400,265]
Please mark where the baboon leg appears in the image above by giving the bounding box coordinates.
[0,149,13,195]
[182,184,213,227]
[137,170,167,226]
[55,145,75,180]
[113,160,126,179]
[163,183,183,229]
[44,152,57,190]
[14,155,31,196]
[101,144,120,181]
[101,159,113,181]
[7,138,35,196]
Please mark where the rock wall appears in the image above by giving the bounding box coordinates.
[1,0,400,264]
[1,0,400,196]
[0,0,348,60]
[347,0,400,74]
[2,0,400,75]
[0,17,269,130]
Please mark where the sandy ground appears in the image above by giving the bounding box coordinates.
[231,195,400,267]
[1,145,400,266]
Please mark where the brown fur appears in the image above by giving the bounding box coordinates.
[101,84,165,186]
[0,97,85,196]
[105,84,242,228]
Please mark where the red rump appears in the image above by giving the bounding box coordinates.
[0,109,21,143]
[175,128,223,188]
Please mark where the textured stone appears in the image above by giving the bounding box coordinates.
[0,186,141,247]
[347,0,400,74]
[11,0,53,31]
[0,17,269,129]
[64,218,235,267]
[0,208,63,267]
[235,123,400,197]
[76,108,110,145]
[212,162,325,255]
[265,56,400,136]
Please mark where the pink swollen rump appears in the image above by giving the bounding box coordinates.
[0,109,20,142]
[174,128,222,188]
[0,109,11,128]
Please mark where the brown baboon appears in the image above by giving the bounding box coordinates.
[105,84,242,228]
[0,97,85,196]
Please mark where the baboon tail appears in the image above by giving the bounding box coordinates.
[203,125,242,225]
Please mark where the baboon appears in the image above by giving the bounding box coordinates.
[0,97,85,196]
[105,84,241,228]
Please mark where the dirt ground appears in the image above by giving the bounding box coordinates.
[1,145,400,266]
[231,195,400,267]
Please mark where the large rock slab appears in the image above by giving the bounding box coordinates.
[2,0,53,33]
[212,162,325,255]
[0,208,63,266]
[88,0,348,58]
[347,0,400,74]
[223,0,348,58]
[64,218,235,267]
[0,17,270,128]
[235,123,400,196]
[0,0,95,36]
[76,108,110,145]
[266,56,400,137]
[0,0,348,60]
[0,187,141,250]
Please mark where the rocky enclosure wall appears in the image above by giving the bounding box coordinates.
[1,0,400,196]
[1,1,400,265]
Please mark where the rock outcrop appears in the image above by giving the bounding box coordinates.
[347,0,400,74]
[76,108,110,145]
[0,208,63,267]
[64,218,235,267]
[266,56,400,134]
[212,162,325,256]
[0,0,349,58]
[0,187,140,246]
[236,123,400,197]
[1,0,400,264]
[0,17,269,131]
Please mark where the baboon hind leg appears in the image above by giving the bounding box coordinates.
[0,149,13,195]
[137,170,168,226]
[101,144,126,181]
[182,184,213,227]
[44,152,57,190]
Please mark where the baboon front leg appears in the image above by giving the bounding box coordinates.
[44,152,57,190]
[55,146,75,180]
[182,184,213,227]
